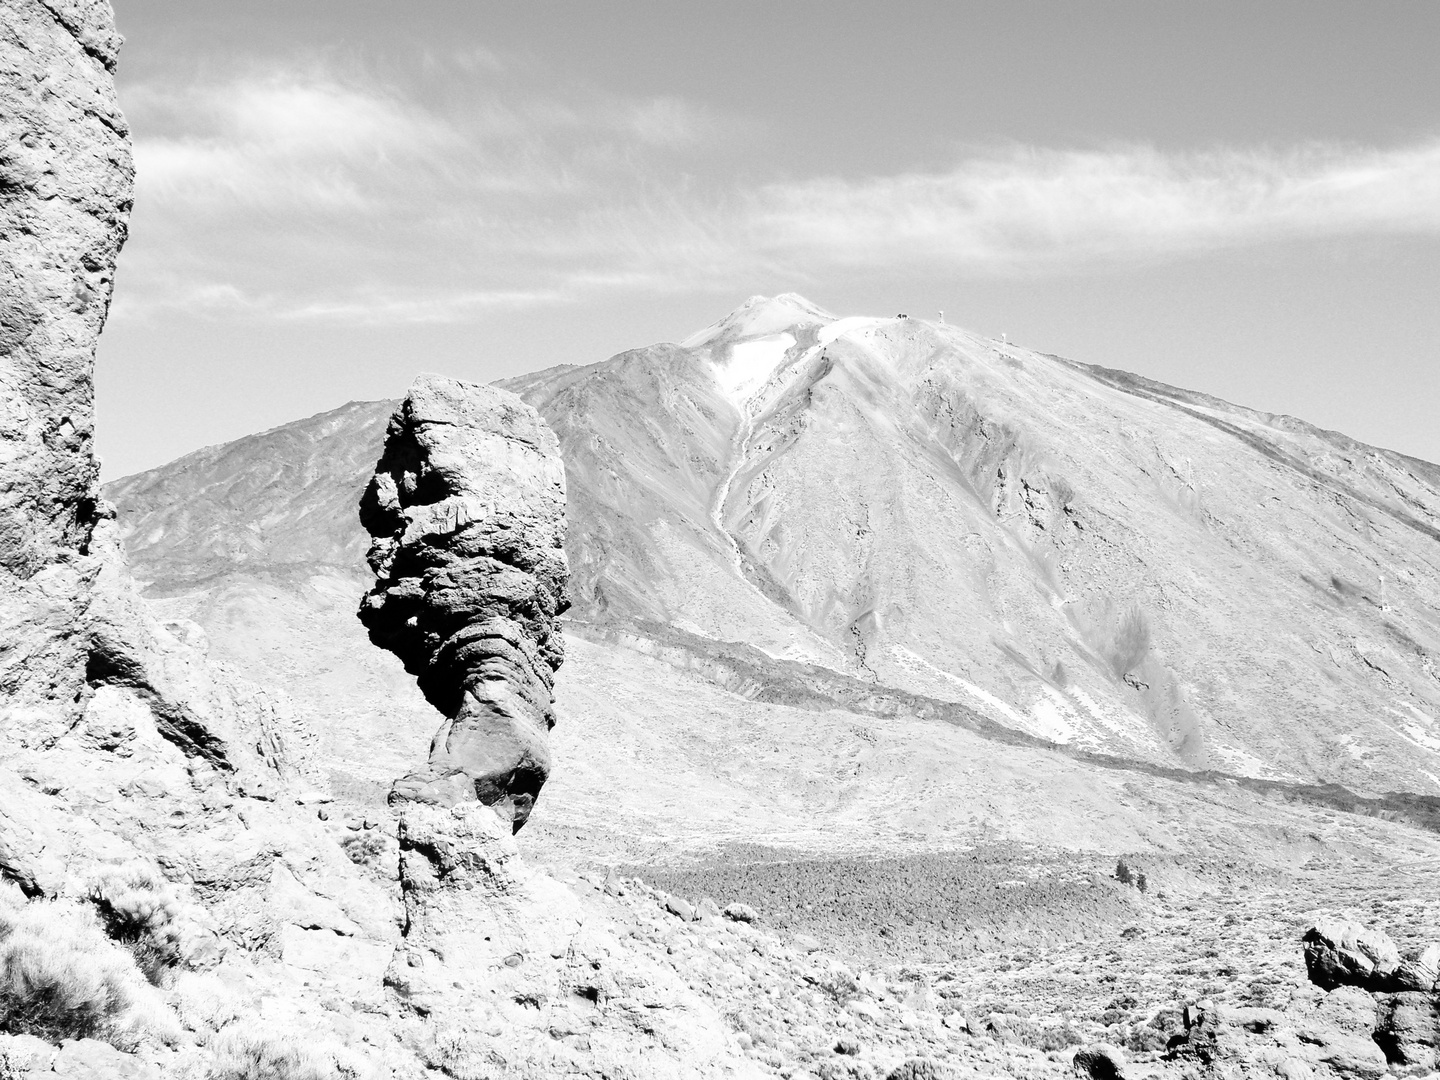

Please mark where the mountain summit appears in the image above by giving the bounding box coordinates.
[681,292,838,348]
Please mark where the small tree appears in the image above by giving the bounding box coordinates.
[1136,872,1149,893]
[1115,859,1133,886]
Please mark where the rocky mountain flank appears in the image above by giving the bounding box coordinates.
[508,292,1440,792]
[110,295,1440,804]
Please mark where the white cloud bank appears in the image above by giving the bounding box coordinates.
[115,57,1440,324]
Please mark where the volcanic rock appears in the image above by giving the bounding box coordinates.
[0,10,408,1072]
[1176,997,1388,1079]
[1309,985,1380,1038]
[0,0,133,737]
[1303,919,1402,991]
[1392,942,1440,993]
[358,375,569,829]
[1373,991,1440,1069]
[1071,1044,1126,1079]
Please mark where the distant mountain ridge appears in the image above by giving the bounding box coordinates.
[106,295,1440,799]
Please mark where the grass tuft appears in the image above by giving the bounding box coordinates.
[206,1028,337,1080]
[0,891,174,1049]
[88,863,188,986]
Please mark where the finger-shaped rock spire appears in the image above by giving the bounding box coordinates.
[359,375,569,831]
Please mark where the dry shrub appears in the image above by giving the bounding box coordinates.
[995,1016,1085,1051]
[887,1059,947,1080]
[423,1025,500,1080]
[207,1028,336,1080]
[170,971,244,1036]
[817,966,862,1006]
[88,863,187,985]
[1125,1025,1170,1053]
[340,830,387,867]
[1027,1022,1086,1051]
[0,894,174,1049]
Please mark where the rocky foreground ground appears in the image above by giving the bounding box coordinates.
[7,3,1440,1077]
[6,813,1435,1079]
[569,844,1438,1079]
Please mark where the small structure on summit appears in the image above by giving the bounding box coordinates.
[358,375,570,831]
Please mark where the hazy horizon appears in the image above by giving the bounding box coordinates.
[97,0,1440,479]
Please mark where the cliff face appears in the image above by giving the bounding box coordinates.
[0,8,400,1072]
[0,0,133,732]
[359,375,570,830]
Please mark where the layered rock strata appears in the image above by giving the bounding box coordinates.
[359,374,569,829]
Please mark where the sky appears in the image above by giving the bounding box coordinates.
[97,0,1440,479]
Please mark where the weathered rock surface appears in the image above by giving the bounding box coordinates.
[1071,1043,1126,1078]
[359,374,569,829]
[1392,941,1440,993]
[0,0,133,738]
[0,7,401,1076]
[1302,919,1402,992]
[1173,996,1388,1079]
[1374,990,1440,1069]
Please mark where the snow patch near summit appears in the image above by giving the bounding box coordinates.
[714,333,795,406]
[681,293,833,349]
[818,316,883,346]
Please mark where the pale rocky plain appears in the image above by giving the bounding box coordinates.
[6,3,1440,1079]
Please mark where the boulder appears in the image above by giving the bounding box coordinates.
[1311,985,1379,1037]
[1302,919,1401,991]
[49,1038,162,1079]
[1177,998,1387,1080]
[359,375,569,830]
[1374,991,1440,1069]
[1071,1043,1126,1079]
[1393,942,1440,993]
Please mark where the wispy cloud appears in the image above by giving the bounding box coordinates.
[750,142,1440,270]
[110,278,568,324]
[114,52,1440,326]
[129,70,460,210]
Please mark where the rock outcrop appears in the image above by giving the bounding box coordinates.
[1303,919,1403,992]
[359,374,569,830]
[0,8,405,1074]
[1167,921,1440,1078]
[0,0,133,739]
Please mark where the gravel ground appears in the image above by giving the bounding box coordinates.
[622,844,1142,963]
